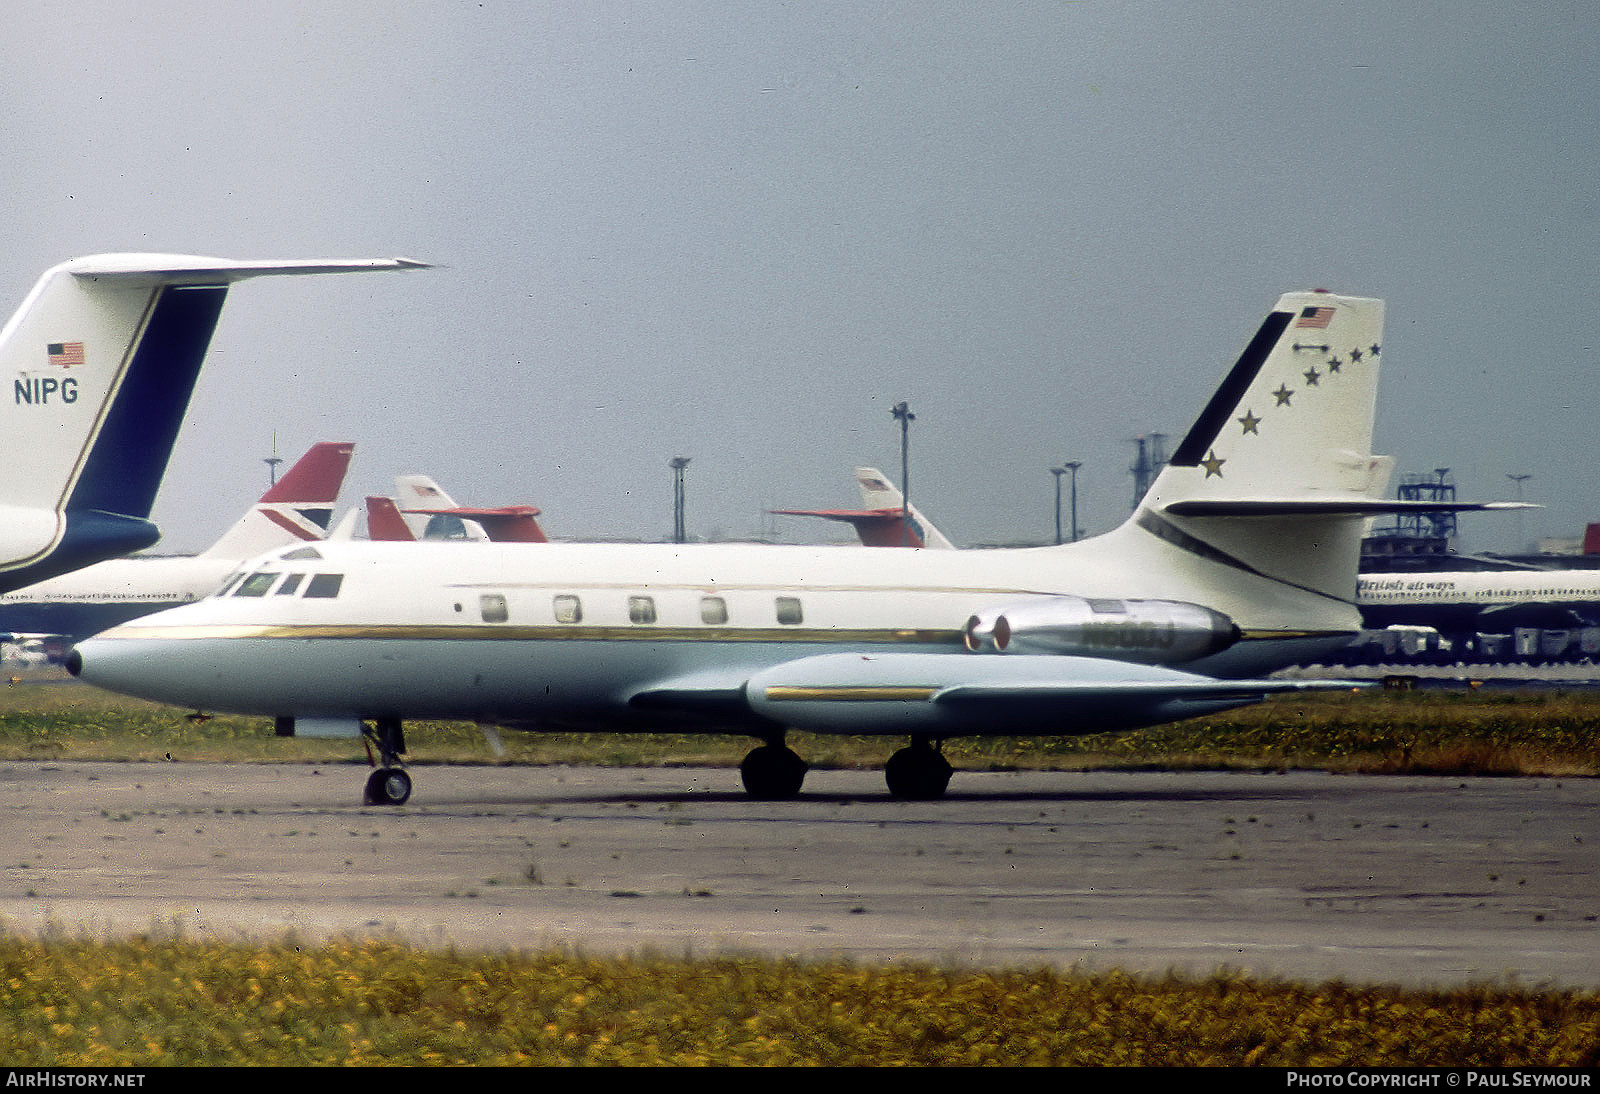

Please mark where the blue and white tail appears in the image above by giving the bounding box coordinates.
[0,253,424,592]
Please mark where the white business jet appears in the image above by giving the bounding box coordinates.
[75,290,1491,806]
[0,253,422,595]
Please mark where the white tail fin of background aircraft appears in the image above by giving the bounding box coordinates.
[326,507,362,542]
[200,442,355,558]
[770,467,956,549]
[0,253,424,593]
[392,475,488,540]
[367,490,549,543]
[852,467,955,549]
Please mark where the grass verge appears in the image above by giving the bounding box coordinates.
[4,677,1598,777]
[2,937,1596,1066]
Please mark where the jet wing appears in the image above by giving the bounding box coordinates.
[631,652,1358,736]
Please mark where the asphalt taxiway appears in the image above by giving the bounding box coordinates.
[1,761,1595,989]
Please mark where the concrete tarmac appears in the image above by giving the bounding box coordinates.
[1,760,1596,990]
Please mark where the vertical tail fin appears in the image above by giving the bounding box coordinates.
[393,474,488,540]
[853,467,956,549]
[199,442,356,558]
[387,473,550,543]
[770,468,957,548]
[365,496,417,541]
[1125,291,1387,605]
[326,507,362,542]
[0,253,424,590]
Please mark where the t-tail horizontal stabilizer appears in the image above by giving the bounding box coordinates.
[0,254,424,592]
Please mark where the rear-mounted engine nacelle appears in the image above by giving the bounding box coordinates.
[964,596,1240,665]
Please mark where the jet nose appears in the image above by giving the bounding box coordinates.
[64,634,188,709]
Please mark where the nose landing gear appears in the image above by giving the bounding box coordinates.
[362,717,411,805]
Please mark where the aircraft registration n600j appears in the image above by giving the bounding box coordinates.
[74,290,1480,805]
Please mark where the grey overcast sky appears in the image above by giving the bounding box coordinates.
[5,1,1595,555]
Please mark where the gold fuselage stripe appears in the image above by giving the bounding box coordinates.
[763,686,941,702]
[100,622,967,645]
[99,622,1345,646]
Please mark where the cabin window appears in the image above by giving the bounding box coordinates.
[700,596,728,625]
[628,596,657,624]
[275,574,305,596]
[234,572,280,597]
[303,573,344,599]
[553,594,582,624]
[480,593,509,623]
[775,596,803,625]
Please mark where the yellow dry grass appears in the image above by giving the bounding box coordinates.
[2,937,1596,1066]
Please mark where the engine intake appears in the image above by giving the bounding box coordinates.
[964,596,1240,665]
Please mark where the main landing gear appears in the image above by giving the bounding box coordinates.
[738,733,954,800]
[740,737,809,800]
[362,717,412,806]
[884,736,953,801]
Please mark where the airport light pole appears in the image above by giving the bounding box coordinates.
[264,431,283,487]
[670,457,691,544]
[891,402,914,546]
[1052,461,1082,544]
[1051,467,1066,545]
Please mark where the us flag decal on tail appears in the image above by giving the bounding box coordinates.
[47,341,85,368]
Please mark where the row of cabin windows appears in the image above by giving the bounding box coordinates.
[479,593,803,626]
[225,571,344,599]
